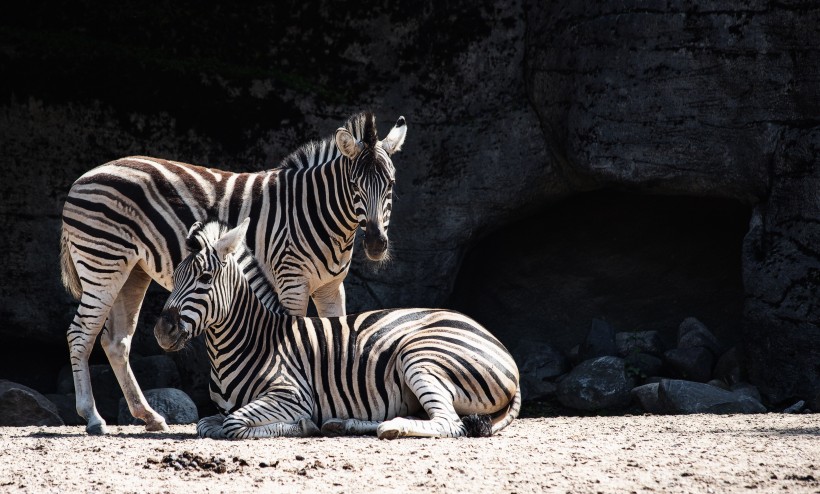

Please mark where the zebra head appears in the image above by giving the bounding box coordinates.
[335,112,407,262]
[154,219,250,352]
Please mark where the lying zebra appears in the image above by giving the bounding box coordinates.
[154,219,520,439]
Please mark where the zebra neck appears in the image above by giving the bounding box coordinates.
[282,156,360,238]
[235,250,282,313]
[206,263,283,354]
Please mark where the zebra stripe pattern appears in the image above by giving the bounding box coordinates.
[59,112,407,434]
[154,219,520,439]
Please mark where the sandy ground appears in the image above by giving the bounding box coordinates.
[1,414,818,494]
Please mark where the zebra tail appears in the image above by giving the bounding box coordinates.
[462,414,493,437]
[60,223,83,300]
[490,387,521,435]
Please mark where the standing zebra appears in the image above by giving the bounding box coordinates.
[60,111,407,434]
[154,218,521,439]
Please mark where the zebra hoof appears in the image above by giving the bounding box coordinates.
[145,418,169,432]
[86,422,109,435]
[320,419,346,437]
[376,427,401,440]
[299,418,322,437]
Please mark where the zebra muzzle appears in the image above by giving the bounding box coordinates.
[363,222,388,261]
[154,307,191,351]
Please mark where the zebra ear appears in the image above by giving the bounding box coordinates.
[186,221,204,240]
[380,116,407,155]
[215,218,250,262]
[335,127,363,159]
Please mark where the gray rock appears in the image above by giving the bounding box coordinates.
[557,356,635,411]
[706,379,730,391]
[513,340,569,381]
[616,331,664,358]
[678,318,722,356]
[117,388,198,426]
[783,401,805,414]
[519,379,558,403]
[514,340,565,402]
[579,319,617,361]
[630,383,663,414]
[624,352,663,381]
[730,382,762,403]
[664,347,714,383]
[658,379,767,414]
[44,393,85,426]
[0,380,64,426]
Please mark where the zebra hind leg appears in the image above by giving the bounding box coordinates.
[376,372,467,440]
[68,290,120,435]
[101,265,168,432]
[320,418,381,436]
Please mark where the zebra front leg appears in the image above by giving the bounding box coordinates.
[196,414,225,438]
[101,266,168,432]
[219,392,321,439]
[321,418,381,436]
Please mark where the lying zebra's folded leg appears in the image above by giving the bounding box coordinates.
[377,373,466,439]
[219,393,321,439]
[320,418,382,436]
[196,414,226,438]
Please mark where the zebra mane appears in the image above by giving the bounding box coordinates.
[277,111,376,170]
[186,219,282,312]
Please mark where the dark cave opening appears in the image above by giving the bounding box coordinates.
[447,191,752,355]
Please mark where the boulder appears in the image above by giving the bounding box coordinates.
[513,340,568,402]
[615,331,664,358]
[658,379,767,414]
[513,340,569,381]
[0,380,63,426]
[630,383,663,414]
[44,393,85,426]
[663,347,714,383]
[557,356,635,411]
[624,352,663,382]
[677,318,722,356]
[118,388,198,426]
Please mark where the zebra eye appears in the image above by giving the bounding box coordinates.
[198,272,213,285]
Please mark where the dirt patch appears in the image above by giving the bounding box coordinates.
[1,414,818,493]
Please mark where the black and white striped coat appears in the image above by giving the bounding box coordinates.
[154,219,521,439]
[59,112,407,434]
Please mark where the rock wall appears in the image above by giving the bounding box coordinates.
[524,1,820,407]
[1,0,818,412]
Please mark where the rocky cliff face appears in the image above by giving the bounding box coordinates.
[1,0,817,411]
